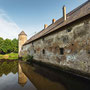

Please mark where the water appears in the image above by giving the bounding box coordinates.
[0,60,90,90]
[0,60,36,90]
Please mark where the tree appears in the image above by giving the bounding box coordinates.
[0,37,18,54]
[2,39,13,53]
[0,37,4,54]
[12,38,18,53]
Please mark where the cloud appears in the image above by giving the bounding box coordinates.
[0,9,21,39]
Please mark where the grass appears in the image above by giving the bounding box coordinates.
[0,53,18,60]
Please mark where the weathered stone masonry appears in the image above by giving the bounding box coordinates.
[18,31,27,57]
[19,1,90,74]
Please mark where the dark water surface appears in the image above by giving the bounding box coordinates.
[0,60,90,90]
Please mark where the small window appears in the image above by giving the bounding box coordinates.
[60,48,64,55]
[42,37,45,41]
[34,50,36,53]
[88,50,90,54]
[67,28,72,32]
[72,44,74,46]
[32,42,33,45]
[43,49,45,54]
[32,42,34,47]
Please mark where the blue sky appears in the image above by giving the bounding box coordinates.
[0,0,87,39]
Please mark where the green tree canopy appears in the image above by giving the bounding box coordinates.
[12,39,18,53]
[0,37,4,53]
[0,37,18,54]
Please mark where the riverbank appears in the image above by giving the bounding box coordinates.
[0,53,18,60]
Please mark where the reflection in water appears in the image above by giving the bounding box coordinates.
[20,61,90,90]
[18,63,27,87]
[0,60,90,90]
[20,61,66,90]
[0,61,18,77]
[0,60,36,90]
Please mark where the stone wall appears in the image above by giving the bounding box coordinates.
[21,17,90,73]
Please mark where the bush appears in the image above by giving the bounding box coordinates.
[22,55,33,63]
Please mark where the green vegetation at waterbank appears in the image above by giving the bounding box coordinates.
[0,37,18,54]
[0,37,18,60]
[0,53,18,60]
[22,55,33,63]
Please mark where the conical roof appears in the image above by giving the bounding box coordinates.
[19,31,27,36]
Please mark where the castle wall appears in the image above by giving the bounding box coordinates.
[21,16,90,73]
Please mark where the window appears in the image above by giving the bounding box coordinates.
[32,42,33,45]
[88,50,90,54]
[43,49,45,54]
[67,28,72,32]
[42,37,45,41]
[60,48,64,55]
[32,42,34,47]
[34,50,36,53]
[72,44,74,46]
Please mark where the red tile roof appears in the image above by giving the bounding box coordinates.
[24,1,90,46]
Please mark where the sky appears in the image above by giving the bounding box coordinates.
[0,0,87,39]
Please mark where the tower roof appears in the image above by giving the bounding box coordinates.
[19,31,27,36]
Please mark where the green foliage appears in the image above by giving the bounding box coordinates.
[2,39,13,53]
[22,55,33,63]
[12,39,18,53]
[0,37,4,53]
[0,37,18,54]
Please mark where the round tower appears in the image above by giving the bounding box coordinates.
[18,31,27,57]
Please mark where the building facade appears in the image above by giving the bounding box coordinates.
[19,1,90,73]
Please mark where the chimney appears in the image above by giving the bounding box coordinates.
[44,24,48,29]
[63,5,66,21]
[52,19,56,24]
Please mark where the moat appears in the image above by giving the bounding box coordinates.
[0,60,90,90]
